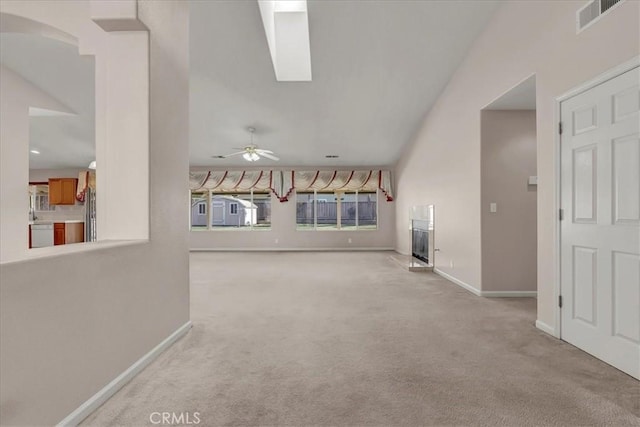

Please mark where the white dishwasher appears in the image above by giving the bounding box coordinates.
[31,223,54,248]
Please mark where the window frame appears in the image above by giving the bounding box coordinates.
[197,202,206,215]
[296,189,378,231]
[229,202,239,215]
[189,189,271,231]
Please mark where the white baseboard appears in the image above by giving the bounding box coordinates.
[433,269,537,298]
[433,268,482,296]
[481,291,538,298]
[57,321,192,427]
[535,320,557,337]
[190,247,395,252]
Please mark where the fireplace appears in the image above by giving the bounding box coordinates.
[410,204,434,266]
[411,220,429,263]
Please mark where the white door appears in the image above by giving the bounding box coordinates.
[211,201,225,225]
[560,66,640,379]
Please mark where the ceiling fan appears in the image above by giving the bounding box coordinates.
[218,127,279,162]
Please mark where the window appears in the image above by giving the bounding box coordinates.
[29,184,54,212]
[296,190,377,230]
[190,191,209,229]
[315,192,337,229]
[357,192,377,230]
[190,190,271,230]
[252,192,272,229]
[296,192,315,230]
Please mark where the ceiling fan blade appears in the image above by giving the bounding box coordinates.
[260,152,279,161]
[255,149,274,155]
[223,151,246,158]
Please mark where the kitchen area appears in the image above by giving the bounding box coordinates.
[29,171,96,249]
[0,29,100,253]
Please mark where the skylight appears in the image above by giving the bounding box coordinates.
[257,0,312,82]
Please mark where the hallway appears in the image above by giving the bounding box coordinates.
[83,252,639,426]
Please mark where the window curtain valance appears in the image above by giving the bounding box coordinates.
[189,170,393,202]
[293,170,393,201]
[188,170,292,200]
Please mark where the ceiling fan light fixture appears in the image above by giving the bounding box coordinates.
[243,152,260,162]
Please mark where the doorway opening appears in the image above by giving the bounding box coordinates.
[480,75,538,297]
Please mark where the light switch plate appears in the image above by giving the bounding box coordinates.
[490,203,497,213]
[528,176,538,185]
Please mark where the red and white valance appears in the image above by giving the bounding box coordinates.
[293,170,393,201]
[189,170,393,202]
[190,171,272,192]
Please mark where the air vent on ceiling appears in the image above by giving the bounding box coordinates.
[577,0,624,32]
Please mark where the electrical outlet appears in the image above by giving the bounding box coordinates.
[348,238,352,244]
[274,238,279,244]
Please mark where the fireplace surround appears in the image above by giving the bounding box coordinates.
[410,205,434,266]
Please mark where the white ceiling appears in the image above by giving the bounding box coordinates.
[484,75,537,110]
[1,1,501,170]
[0,33,95,169]
[190,0,500,167]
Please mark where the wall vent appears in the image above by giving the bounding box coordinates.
[577,0,624,32]
[600,0,622,13]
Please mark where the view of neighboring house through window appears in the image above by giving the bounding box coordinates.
[190,191,209,229]
[190,190,271,230]
[296,190,377,230]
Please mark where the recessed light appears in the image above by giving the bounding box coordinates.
[325,155,339,158]
[30,149,40,154]
[211,155,226,159]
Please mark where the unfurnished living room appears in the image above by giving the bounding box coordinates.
[0,0,638,426]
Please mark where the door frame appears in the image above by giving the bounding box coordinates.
[554,56,640,340]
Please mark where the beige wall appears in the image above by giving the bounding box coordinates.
[30,168,84,181]
[481,110,537,292]
[0,1,190,425]
[394,1,639,328]
[190,188,395,250]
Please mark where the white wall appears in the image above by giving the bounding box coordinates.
[394,1,639,328]
[0,1,190,425]
[190,188,395,250]
[0,67,31,261]
[29,168,84,181]
[481,110,537,292]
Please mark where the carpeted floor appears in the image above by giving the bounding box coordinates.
[82,251,640,426]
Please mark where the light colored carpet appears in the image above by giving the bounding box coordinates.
[82,251,639,426]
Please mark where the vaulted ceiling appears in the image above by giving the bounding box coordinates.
[2,1,501,170]
[189,0,500,167]
[0,32,94,169]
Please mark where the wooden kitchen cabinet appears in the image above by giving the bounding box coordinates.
[54,223,65,245]
[53,222,85,246]
[65,222,84,244]
[49,178,77,205]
